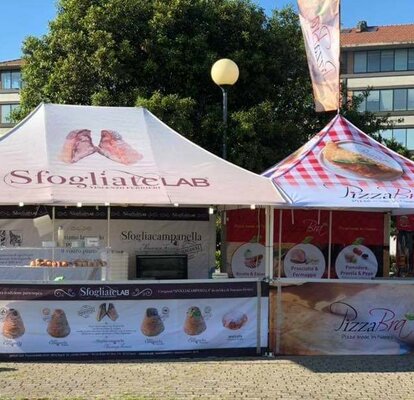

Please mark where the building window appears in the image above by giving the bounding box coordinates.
[354,52,367,73]
[408,89,414,110]
[394,89,407,111]
[381,128,414,150]
[409,49,414,70]
[381,50,394,72]
[352,48,414,73]
[353,88,414,112]
[367,50,381,72]
[393,129,406,146]
[407,128,414,150]
[366,90,380,111]
[0,104,18,124]
[395,49,408,71]
[0,70,21,90]
[380,90,393,111]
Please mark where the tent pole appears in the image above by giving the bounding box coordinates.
[107,205,111,248]
[52,206,56,263]
[278,209,283,279]
[328,210,333,279]
[265,206,274,280]
[52,206,55,243]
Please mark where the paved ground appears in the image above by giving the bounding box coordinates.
[1,355,414,399]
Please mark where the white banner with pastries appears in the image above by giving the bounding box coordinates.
[0,281,268,359]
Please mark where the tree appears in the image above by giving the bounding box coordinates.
[16,0,402,173]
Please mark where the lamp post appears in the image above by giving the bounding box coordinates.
[211,59,239,274]
[211,58,239,160]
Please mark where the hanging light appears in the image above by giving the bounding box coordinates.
[18,202,24,207]
[209,207,215,215]
[250,204,256,210]
[76,202,82,208]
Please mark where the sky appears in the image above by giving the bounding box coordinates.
[1,0,413,61]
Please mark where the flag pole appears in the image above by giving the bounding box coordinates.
[337,0,342,115]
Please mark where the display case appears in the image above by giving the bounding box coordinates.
[0,247,109,281]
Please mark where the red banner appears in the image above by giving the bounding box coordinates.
[226,209,385,279]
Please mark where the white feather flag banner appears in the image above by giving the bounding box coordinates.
[297,0,340,112]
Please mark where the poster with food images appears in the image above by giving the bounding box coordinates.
[226,209,386,279]
[0,281,268,359]
[278,210,329,279]
[273,281,414,355]
[331,211,385,279]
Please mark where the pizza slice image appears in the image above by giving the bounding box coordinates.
[323,141,402,180]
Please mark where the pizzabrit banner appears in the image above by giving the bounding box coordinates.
[273,281,414,355]
[0,280,268,360]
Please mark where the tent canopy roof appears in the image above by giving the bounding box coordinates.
[0,103,287,207]
[263,114,414,213]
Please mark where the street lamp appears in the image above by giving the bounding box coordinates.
[211,58,239,160]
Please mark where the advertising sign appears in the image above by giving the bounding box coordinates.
[273,281,414,355]
[297,0,340,112]
[331,211,385,279]
[226,209,386,279]
[264,115,414,209]
[0,281,268,360]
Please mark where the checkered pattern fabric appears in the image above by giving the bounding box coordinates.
[263,115,414,188]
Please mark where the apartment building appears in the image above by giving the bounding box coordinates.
[0,59,22,136]
[341,22,414,150]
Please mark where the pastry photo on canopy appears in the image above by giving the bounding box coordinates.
[59,128,143,165]
[60,129,97,163]
[320,140,403,181]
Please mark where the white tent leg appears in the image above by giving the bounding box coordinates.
[278,209,283,279]
[265,206,274,279]
[107,205,111,248]
[328,210,332,279]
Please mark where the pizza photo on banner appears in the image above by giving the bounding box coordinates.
[273,281,414,355]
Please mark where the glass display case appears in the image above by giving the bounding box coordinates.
[0,247,109,281]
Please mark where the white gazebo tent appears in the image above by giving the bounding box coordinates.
[0,103,289,276]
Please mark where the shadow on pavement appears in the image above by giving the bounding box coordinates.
[0,367,17,372]
[3,354,414,373]
[275,355,414,373]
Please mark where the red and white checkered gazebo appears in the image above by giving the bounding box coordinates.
[263,115,414,212]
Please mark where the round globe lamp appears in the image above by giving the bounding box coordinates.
[211,59,239,159]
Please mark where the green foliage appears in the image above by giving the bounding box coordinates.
[16,0,402,172]
[136,91,196,140]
